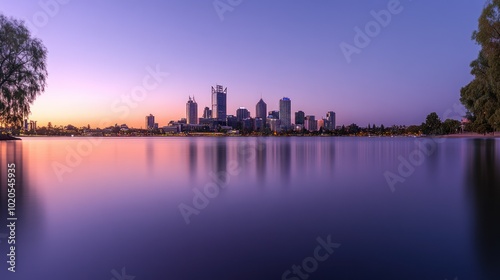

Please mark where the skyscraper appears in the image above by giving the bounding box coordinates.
[256,98,267,120]
[29,120,37,132]
[304,115,317,131]
[203,107,212,119]
[212,85,227,121]
[295,111,305,125]
[236,107,250,121]
[326,111,336,130]
[279,97,291,130]
[186,96,198,124]
[145,114,155,130]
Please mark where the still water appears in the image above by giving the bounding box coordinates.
[0,137,499,279]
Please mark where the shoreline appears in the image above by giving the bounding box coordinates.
[8,133,500,139]
[439,132,500,138]
[0,134,21,141]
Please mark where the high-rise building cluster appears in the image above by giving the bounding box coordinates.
[23,119,37,132]
[145,114,158,130]
[148,84,336,133]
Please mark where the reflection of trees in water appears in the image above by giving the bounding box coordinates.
[0,142,25,225]
[0,141,41,251]
[467,139,500,278]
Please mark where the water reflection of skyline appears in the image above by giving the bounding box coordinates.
[2,137,499,279]
[188,139,197,180]
[256,139,266,184]
[182,137,341,187]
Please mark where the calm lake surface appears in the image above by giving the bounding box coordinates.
[0,137,499,279]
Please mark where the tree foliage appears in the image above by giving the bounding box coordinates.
[441,119,461,134]
[460,0,500,132]
[0,14,47,128]
[422,112,442,135]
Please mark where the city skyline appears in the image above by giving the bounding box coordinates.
[176,88,337,132]
[0,1,484,128]
[23,89,340,130]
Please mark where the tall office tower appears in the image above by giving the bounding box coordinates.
[211,85,227,121]
[29,120,37,131]
[203,107,212,119]
[279,97,291,130]
[326,111,336,130]
[269,110,280,119]
[146,114,155,130]
[304,115,317,131]
[236,107,250,121]
[295,111,305,125]
[186,96,198,124]
[256,98,267,120]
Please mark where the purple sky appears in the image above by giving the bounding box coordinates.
[1,0,483,128]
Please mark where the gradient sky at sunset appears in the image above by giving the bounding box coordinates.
[1,0,484,128]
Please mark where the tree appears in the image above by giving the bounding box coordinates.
[0,14,47,129]
[441,119,461,134]
[460,0,500,132]
[406,125,421,135]
[423,112,442,135]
